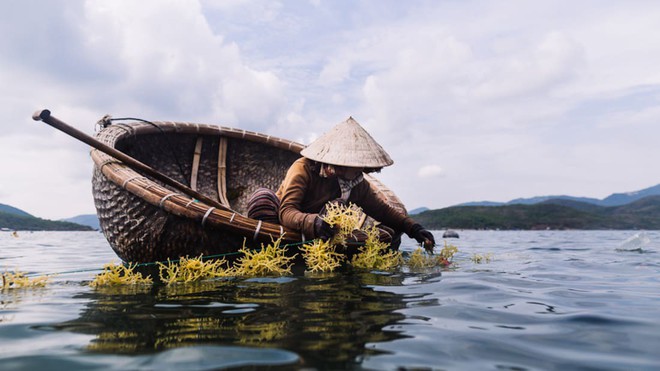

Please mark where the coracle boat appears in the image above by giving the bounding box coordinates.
[90,118,407,263]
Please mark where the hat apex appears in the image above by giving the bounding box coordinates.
[300,117,393,168]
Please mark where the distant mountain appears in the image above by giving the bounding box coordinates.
[600,183,660,206]
[415,195,660,230]
[0,203,33,217]
[408,207,429,215]
[61,214,100,230]
[0,203,93,231]
[458,201,508,207]
[458,183,660,208]
[507,195,602,206]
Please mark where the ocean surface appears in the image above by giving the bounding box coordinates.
[1,230,659,370]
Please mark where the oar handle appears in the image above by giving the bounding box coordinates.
[32,109,230,212]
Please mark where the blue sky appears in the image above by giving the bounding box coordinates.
[1,0,660,219]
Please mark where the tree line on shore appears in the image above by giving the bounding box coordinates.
[414,195,660,230]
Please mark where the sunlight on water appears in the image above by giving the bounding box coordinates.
[1,230,660,370]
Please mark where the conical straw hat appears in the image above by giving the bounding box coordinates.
[300,117,394,168]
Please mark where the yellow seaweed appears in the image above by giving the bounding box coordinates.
[90,263,152,287]
[322,202,362,237]
[439,241,458,261]
[300,239,345,273]
[157,255,231,285]
[1,270,49,290]
[301,201,405,272]
[406,242,459,269]
[407,248,438,269]
[233,237,296,277]
[350,226,402,271]
[471,253,493,264]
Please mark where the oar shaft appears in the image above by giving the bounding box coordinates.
[32,109,229,211]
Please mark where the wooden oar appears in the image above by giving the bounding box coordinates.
[32,109,231,212]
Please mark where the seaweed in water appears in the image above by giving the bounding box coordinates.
[351,226,403,271]
[471,253,493,264]
[233,237,297,277]
[90,263,153,287]
[407,241,459,269]
[301,239,346,273]
[157,255,231,285]
[1,270,49,290]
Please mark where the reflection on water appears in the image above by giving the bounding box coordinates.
[57,272,411,368]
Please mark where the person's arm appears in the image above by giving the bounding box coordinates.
[277,160,321,239]
[355,180,436,249]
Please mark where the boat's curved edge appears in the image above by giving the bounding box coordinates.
[91,121,305,259]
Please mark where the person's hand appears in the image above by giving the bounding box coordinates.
[314,215,335,241]
[410,224,435,251]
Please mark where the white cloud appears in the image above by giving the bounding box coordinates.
[469,31,584,100]
[418,165,444,179]
[78,0,286,127]
[318,59,351,86]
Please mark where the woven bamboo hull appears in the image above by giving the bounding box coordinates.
[91,120,407,263]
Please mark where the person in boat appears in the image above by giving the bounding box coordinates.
[247,117,435,250]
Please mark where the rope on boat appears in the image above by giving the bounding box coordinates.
[159,192,179,208]
[122,175,147,188]
[253,220,263,241]
[201,207,216,227]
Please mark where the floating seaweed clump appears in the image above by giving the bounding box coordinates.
[351,226,403,271]
[1,270,49,290]
[301,239,346,273]
[406,241,459,269]
[434,241,459,267]
[233,237,296,276]
[439,241,458,260]
[407,248,439,269]
[471,253,493,264]
[158,255,231,285]
[90,263,152,287]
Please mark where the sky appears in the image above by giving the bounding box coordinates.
[1,0,660,220]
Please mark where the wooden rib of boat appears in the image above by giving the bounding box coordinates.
[91,119,407,263]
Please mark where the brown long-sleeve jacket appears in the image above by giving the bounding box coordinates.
[276,158,417,239]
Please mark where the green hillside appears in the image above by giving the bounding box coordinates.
[414,196,660,230]
[0,211,93,231]
[0,203,33,217]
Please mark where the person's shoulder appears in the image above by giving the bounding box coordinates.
[293,157,310,165]
[354,177,373,194]
[288,157,316,176]
[291,157,312,169]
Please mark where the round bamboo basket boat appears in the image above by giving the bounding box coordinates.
[91,119,407,263]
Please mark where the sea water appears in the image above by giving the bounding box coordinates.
[1,230,659,370]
